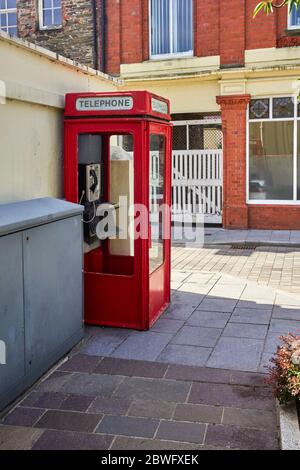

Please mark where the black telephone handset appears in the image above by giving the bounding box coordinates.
[90,169,98,194]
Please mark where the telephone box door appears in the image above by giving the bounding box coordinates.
[148,121,172,326]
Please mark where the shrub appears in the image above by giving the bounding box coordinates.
[267,333,300,405]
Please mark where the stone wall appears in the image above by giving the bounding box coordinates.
[17,0,102,69]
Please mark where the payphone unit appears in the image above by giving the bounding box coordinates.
[64,91,172,330]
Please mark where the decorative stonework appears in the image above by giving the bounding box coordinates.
[216,94,251,108]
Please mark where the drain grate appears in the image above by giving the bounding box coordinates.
[230,243,258,250]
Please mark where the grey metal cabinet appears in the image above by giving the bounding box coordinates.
[0,198,84,411]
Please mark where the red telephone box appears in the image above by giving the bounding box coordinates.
[64,91,172,330]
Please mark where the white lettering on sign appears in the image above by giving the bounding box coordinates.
[151,97,168,115]
[76,96,134,112]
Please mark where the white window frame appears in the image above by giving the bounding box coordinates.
[246,95,300,205]
[149,0,194,60]
[0,0,17,36]
[39,0,62,31]
[287,4,300,30]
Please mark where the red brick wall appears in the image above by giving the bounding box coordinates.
[216,95,251,229]
[105,0,300,74]
[245,0,276,50]
[220,0,245,67]
[249,206,300,230]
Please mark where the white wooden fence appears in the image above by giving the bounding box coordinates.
[150,150,223,224]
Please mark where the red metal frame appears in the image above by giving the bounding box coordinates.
[64,91,172,330]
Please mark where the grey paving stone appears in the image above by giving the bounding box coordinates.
[3,408,45,427]
[163,303,198,320]
[172,326,222,348]
[96,415,158,438]
[60,395,94,412]
[165,365,231,384]
[264,332,283,354]
[21,391,67,409]
[94,357,168,378]
[171,291,204,305]
[222,323,268,340]
[88,397,131,415]
[206,337,264,372]
[110,436,202,451]
[272,306,300,321]
[0,425,44,450]
[157,344,212,367]
[205,424,279,450]
[269,319,300,334]
[259,353,273,374]
[128,400,175,420]
[80,334,127,357]
[156,420,206,444]
[230,308,272,325]
[229,371,267,388]
[222,407,277,430]
[35,410,102,433]
[114,377,191,402]
[32,430,113,450]
[236,300,273,310]
[188,382,274,410]
[60,373,123,397]
[198,298,237,313]
[174,404,222,424]
[36,372,73,393]
[58,354,101,373]
[111,331,173,361]
[187,310,230,328]
[151,318,185,334]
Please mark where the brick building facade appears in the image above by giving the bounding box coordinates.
[2,0,300,229]
[0,0,103,69]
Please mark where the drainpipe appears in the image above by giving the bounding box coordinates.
[100,0,106,73]
[92,0,99,70]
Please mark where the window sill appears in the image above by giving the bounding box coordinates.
[149,52,194,62]
[39,25,63,32]
[285,28,300,36]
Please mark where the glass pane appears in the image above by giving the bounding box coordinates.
[53,7,61,25]
[43,0,52,8]
[53,0,61,7]
[249,99,269,120]
[109,135,134,258]
[149,135,165,274]
[290,5,300,26]
[7,11,16,26]
[173,125,187,150]
[151,0,170,55]
[7,0,16,8]
[0,14,7,27]
[8,25,16,35]
[43,9,52,26]
[273,97,294,119]
[0,1,7,10]
[249,121,293,200]
[173,0,193,53]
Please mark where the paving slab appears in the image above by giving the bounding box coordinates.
[206,337,264,372]
[157,344,212,367]
[222,323,268,340]
[172,325,222,348]
[32,430,113,450]
[113,377,191,402]
[187,310,230,328]
[96,415,159,438]
[111,332,173,361]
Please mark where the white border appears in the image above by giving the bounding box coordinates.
[246,94,300,205]
[148,0,194,60]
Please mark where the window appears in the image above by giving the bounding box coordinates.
[0,0,17,36]
[248,97,300,203]
[39,0,62,30]
[288,4,300,29]
[150,0,193,59]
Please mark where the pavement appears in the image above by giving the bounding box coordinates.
[4,241,300,450]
